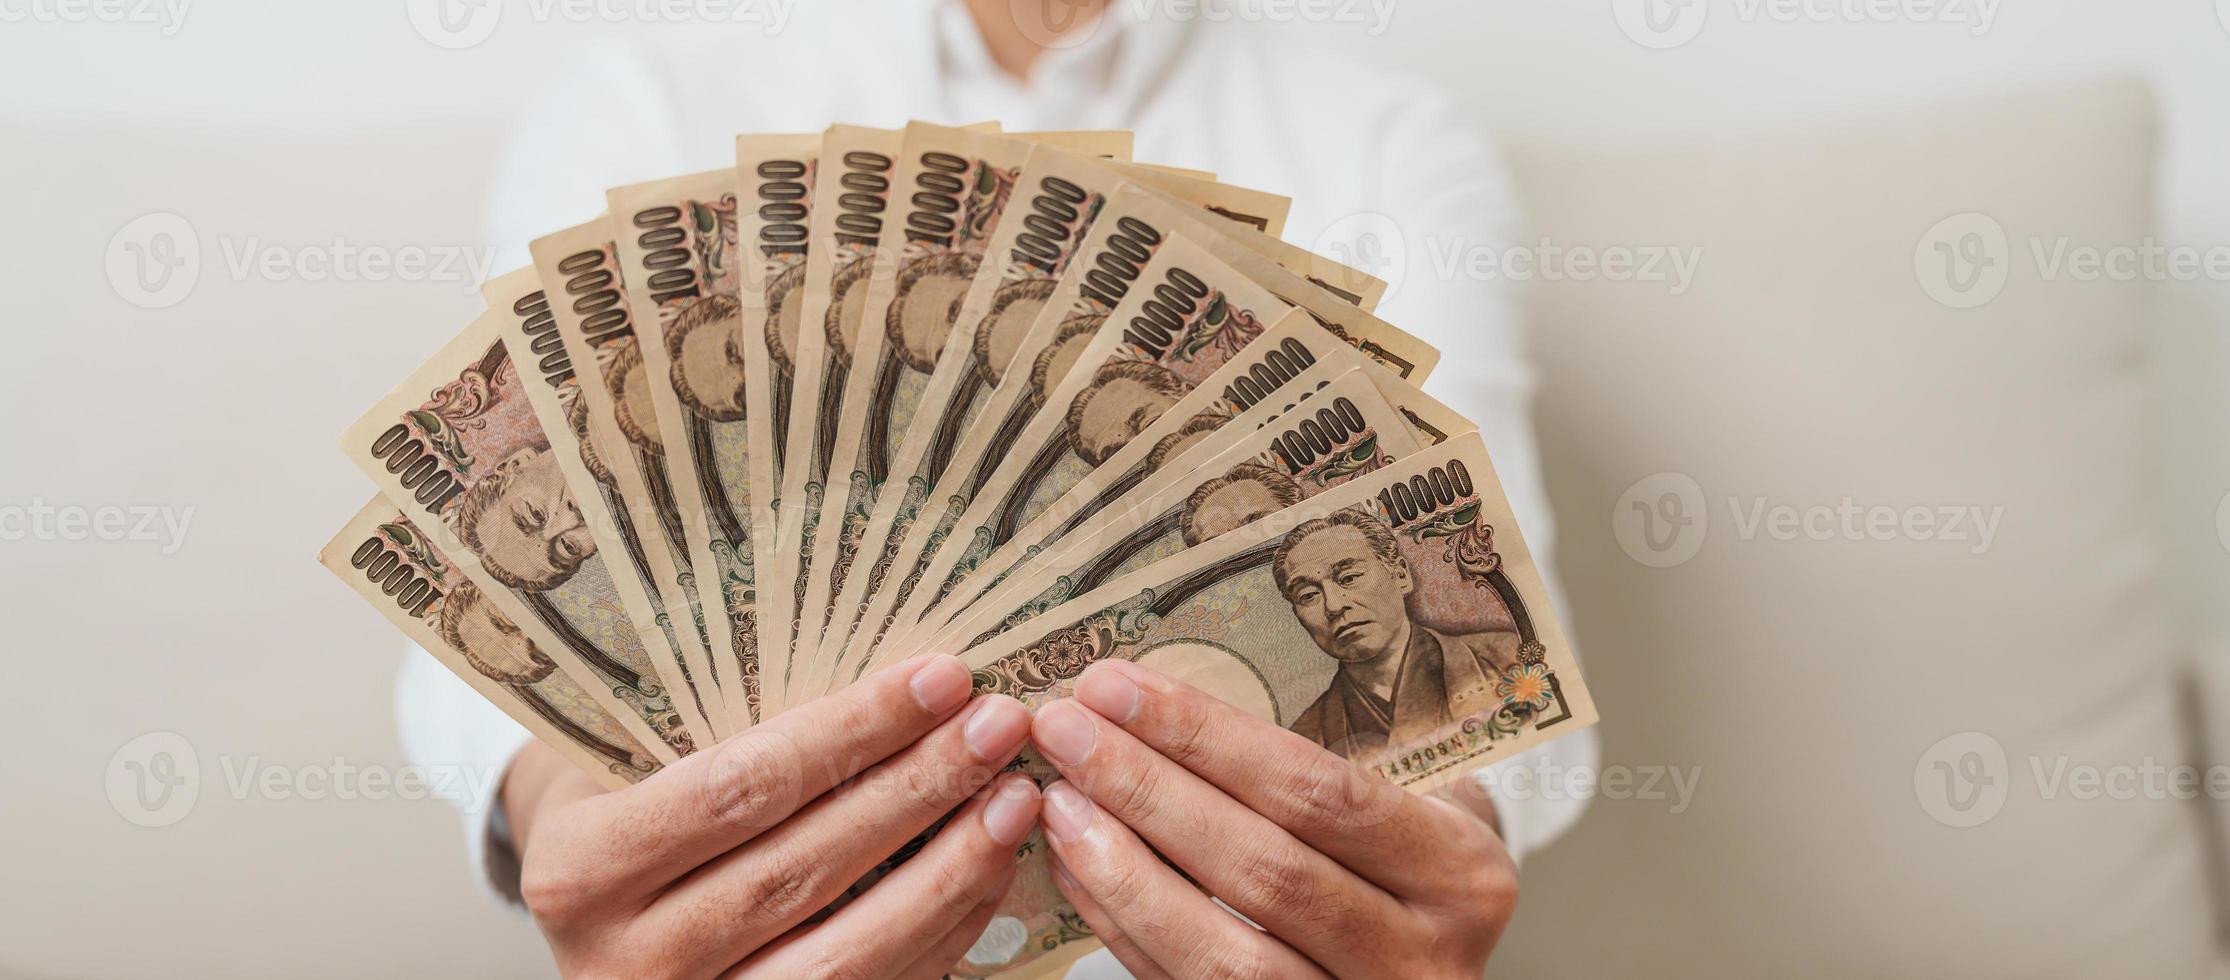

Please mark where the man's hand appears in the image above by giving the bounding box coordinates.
[502,654,1039,979]
[1027,659,1518,979]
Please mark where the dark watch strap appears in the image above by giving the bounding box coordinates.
[484,790,526,905]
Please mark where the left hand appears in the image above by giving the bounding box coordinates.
[1027,659,1519,979]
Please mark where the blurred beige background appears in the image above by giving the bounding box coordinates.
[3,1,2227,976]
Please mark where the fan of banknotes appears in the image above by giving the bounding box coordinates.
[317,121,1597,977]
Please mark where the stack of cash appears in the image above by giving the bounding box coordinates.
[317,122,1596,976]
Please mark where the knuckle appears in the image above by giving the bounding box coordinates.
[1157,700,1216,768]
[1192,942,1277,980]
[826,692,889,754]
[735,848,823,929]
[921,843,995,910]
[518,853,599,924]
[1094,758,1166,825]
[792,946,874,980]
[702,736,803,829]
[560,948,656,980]
[1228,851,1317,918]
[1471,861,1520,915]
[1282,761,1365,834]
[1440,853,1520,924]
[1089,851,1153,911]
[1460,820,1507,867]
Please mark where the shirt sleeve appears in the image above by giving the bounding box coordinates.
[394,645,533,905]
[1334,85,1601,866]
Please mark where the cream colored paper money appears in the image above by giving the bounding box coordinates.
[733,133,821,715]
[860,220,1436,684]
[762,124,906,713]
[851,249,1276,678]
[482,266,719,743]
[529,217,729,732]
[970,427,1594,768]
[608,168,763,731]
[819,147,1294,674]
[910,318,1475,653]
[961,431,1597,970]
[938,366,1417,647]
[909,237,1295,609]
[831,233,1294,692]
[793,125,1134,699]
[838,180,1398,692]
[338,309,696,758]
[925,360,1459,655]
[321,498,663,788]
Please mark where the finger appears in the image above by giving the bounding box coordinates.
[1032,699,1409,974]
[539,654,981,899]
[653,693,1034,969]
[1046,852,1171,980]
[1038,781,1328,980]
[1071,659,1481,897]
[894,889,1005,980]
[732,773,1038,979]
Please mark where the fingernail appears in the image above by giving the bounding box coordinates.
[1076,663,1141,724]
[964,695,1030,761]
[909,655,972,714]
[980,777,1041,847]
[1032,700,1098,767]
[1041,780,1095,844]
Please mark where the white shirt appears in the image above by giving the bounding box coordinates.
[401,0,1598,970]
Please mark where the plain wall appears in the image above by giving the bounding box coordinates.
[2,2,2223,976]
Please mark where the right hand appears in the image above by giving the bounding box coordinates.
[501,654,1038,979]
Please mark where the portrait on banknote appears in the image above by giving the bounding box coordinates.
[1271,506,1527,752]
[971,440,1584,790]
